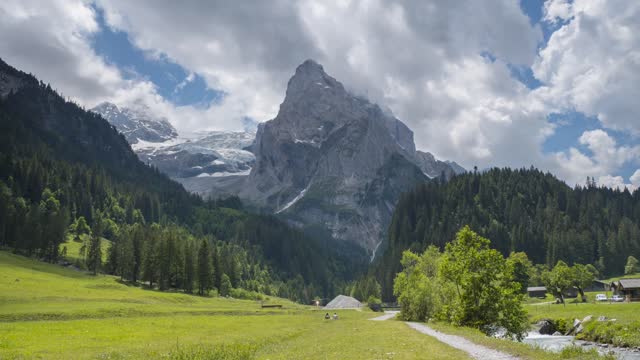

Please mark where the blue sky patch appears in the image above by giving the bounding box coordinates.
[544,112,637,179]
[90,6,223,108]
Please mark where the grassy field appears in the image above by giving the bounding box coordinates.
[0,251,469,359]
[1,251,620,359]
[526,291,640,325]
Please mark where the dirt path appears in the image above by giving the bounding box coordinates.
[405,322,518,360]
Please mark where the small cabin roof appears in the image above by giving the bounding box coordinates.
[618,279,640,289]
[527,286,547,292]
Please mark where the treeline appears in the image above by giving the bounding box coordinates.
[0,58,363,303]
[377,167,640,299]
[103,223,273,298]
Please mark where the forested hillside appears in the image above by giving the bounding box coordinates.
[376,168,640,298]
[0,58,364,302]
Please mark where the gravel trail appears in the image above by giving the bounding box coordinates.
[405,322,518,360]
[369,311,399,321]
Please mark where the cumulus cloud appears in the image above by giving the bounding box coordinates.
[534,0,640,135]
[96,0,546,163]
[550,129,640,187]
[1,0,638,190]
[0,0,121,103]
[631,170,640,187]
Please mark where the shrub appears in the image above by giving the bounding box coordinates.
[229,288,265,301]
[367,296,382,312]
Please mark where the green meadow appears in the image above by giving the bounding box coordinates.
[0,251,619,359]
[527,297,640,325]
[0,251,467,359]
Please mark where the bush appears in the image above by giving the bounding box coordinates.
[552,318,570,334]
[367,296,382,312]
[229,288,265,301]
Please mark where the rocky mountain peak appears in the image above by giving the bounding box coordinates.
[92,102,178,144]
[237,60,434,256]
[281,59,347,112]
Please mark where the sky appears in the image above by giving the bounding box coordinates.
[0,0,639,189]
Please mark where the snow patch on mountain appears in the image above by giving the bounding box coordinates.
[92,102,256,183]
[276,185,310,214]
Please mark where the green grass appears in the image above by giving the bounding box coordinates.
[0,251,293,323]
[0,251,469,359]
[526,297,640,325]
[601,273,640,282]
[259,312,468,360]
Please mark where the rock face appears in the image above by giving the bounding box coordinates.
[235,60,455,257]
[92,102,178,144]
[415,150,465,179]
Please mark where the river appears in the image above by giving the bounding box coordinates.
[523,332,640,359]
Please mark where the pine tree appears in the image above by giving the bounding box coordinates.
[183,242,195,294]
[87,213,103,275]
[197,239,213,296]
[220,273,232,297]
[142,237,159,288]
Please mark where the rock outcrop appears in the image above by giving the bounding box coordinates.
[236,60,446,257]
[415,150,465,179]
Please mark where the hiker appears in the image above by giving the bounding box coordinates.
[333,312,339,320]
[324,312,330,320]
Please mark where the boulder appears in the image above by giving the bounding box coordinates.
[537,320,556,335]
[552,331,563,336]
[582,315,593,323]
[565,319,582,336]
